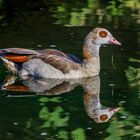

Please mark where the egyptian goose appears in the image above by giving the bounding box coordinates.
[0,28,121,78]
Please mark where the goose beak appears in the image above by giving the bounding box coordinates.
[109,36,122,46]
[109,107,120,113]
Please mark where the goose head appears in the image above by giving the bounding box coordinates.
[88,28,122,47]
[92,107,120,123]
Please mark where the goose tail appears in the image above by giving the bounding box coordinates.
[0,57,19,74]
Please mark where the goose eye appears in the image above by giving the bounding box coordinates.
[99,114,108,121]
[99,30,107,38]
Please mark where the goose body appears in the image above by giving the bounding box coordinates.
[0,28,121,79]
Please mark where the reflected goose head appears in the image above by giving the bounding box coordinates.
[90,28,122,46]
[93,107,120,123]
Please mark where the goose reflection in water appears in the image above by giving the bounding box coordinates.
[1,75,120,123]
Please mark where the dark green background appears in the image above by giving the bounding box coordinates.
[0,0,139,139]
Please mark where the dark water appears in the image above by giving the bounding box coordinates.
[0,0,140,140]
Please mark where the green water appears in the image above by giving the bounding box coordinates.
[0,0,140,140]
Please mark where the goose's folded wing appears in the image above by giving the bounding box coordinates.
[0,48,82,73]
[0,48,39,63]
[0,48,39,55]
[36,50,81,74]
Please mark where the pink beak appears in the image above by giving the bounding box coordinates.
[109,107,120,113]
[109,36,122,46]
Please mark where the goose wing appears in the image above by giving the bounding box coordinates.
[0,48,81,74]
[0,48,39,63]
[36,49,81,74]
[0,48,38,55]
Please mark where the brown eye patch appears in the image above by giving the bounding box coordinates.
[99,30,107,37]
[99,114,108,121]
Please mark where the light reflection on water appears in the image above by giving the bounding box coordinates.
[0,0,139,139]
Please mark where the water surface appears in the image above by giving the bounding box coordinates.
[0,0,139,140]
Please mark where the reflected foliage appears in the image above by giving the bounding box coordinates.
[125,58,140,93]
[43,0,140,27]
[39,105,69,128]
[105,107,140,140]
[0,0,140,27]
[38,97,66,129]
[106,0,125,16]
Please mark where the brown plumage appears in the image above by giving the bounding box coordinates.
[36,50,81,74]
[5,85,29,91]
[4,55,29,63]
